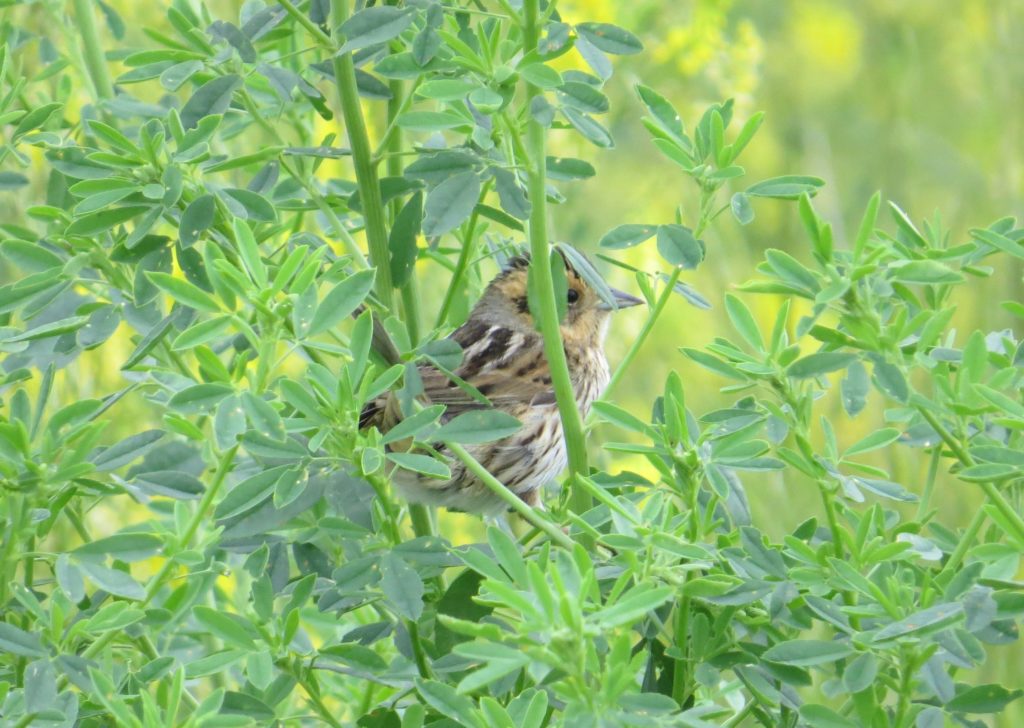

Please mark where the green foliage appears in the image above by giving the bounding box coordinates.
[0,1,1022,727]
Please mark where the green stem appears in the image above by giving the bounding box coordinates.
[595,267,680,410]
[290,662,344,728]
[64,446,239,671]
[819,483,845,559]
[916,404,1024,544]
[893,649,916,727]
[522,0,590,513]
[723,701,756,728]
[71,0,114,102]
[406,620,432,678]
[435,180,492,328]
[936,506,986,585]
[331,0,394,309]
[916,446,941,521]
[275,0,333,47]
[446,442,574,550]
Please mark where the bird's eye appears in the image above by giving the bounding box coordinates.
[567,288,580,304]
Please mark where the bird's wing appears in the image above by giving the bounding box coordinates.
[361,323,554,431]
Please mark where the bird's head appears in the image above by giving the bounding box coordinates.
[471,250,643,348]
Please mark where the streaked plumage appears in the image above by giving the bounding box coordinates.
[360,253,641,514]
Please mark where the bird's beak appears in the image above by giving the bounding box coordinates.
[599,287,645,311]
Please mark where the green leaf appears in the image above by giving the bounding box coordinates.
[841,361,869,416]
[491,168,530,220]
[970,445,1024,467]
[223,188,276,222]
[73,533,163,562]
[546,156,595,180]
[6,315,90,343]
[339,6,415,53]
[66,205,149,236]
[422,171,480,237]
[593,586,674,629]
[389,191,422,287]
[405,151,479,186]
[168,383,234,415]
[724,294,763,351]
[871,602,964,643]
[786,352,857,379]
[241,431,306,459]
[193,606,258,650]
[383,405,445,444]
[520,63,563,89]
[215,466,287,519]
[135,470,205,499]
[891,260,963,284]
[746,175,825,199]
[971,227,1024,260]
[387,452,450,479]
[635,84,684,141]
[308,270,375,336]
[0,622,46,657]
[844,428,901,457]
[232,218,268,287]
[558,81,609,114]
[842,652,877,694]
[172,315,233,350]
[656,225,704,269]
[576,22,643,55]
[762,639,854,666]
[434,411,522,444]
[599,224,657,249]
[731,192,754,225]
[1,240,63,272]
[179,194,215,248]
[84,602,146,634]
[146,272,221,313]
[798,705,857,728]
[379,552,424,620]
[946,684,1023,714]
[12,102,63,141]
[562,107,613,148]
[79,561,145,600]
[181,74,242,130]
[416,79,478,100]
[415,679,479,726]
[74,187,136,215]
[241,392,285,440]
[872,360,909,402]
[92,430,164,471]
[764,248,820,293]
[682,348,749,380]
[273,467,307,509]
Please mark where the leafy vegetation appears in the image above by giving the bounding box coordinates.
[0,0,1022,726]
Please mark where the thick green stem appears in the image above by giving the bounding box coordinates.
[447,442,574,550]
[522,0,590,513]
[71,0,114,102]
[275,0,333,47]
[331,0,394,309]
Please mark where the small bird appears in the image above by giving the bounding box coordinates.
[360,251,643,514]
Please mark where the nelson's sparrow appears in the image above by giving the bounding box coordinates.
[360,252,642,514]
